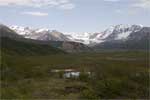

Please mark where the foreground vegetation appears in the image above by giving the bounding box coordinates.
[1,51,149,99]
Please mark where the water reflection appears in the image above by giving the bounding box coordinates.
[51,69,91,78]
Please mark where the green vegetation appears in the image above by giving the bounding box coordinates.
[1,51,149,99]
[1,37,66,56]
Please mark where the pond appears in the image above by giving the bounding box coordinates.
[63,71,91,78]
[51,69,91,78]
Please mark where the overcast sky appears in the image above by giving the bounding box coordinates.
[0,0,150,32]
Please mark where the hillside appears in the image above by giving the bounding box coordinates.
[93,27,150,51]
[1,51,149,99]
[48,41,92,53]
[9,24,150,51]
[0,25,65,55]
[0,24,23,39]
[1,37,65,55]
[10,26,69,41]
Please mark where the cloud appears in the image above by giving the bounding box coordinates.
[132,0,150,9]
[103,0,120,2]
[59,3,75,10]
[0,0,75,9]
[21,11,48,16]
[115,0,150,15]
[115,9,123,13]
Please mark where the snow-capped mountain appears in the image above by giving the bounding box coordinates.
[102,24,143,40]
[90,24,143,42]
[64,24,144,45]
[0,24,23,39]
[9,24,145,45]
[93,26,150,50]
[63,32,93,44]
[10,25,33,35]
[10,26,69,41]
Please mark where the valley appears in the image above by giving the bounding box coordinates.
[1,51,149,99]
[0,24,149,99]
[1,0,150,99]
[9,24,150,51]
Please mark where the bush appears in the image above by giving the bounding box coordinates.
[80,87,98,99]
[79,72,90,82]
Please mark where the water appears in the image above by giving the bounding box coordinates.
[63,72,80,78]
[63,72,91,78]
[51,69,91,78]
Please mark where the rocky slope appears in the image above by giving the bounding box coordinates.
[0,25,66,55]
[7,24,150,50]
[9,24,146,46]
[64,24,144,45]
[93,27,150,50]
[2,25,91,53]
[10,26,69,41]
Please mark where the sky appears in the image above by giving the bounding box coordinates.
[0,0,150,33]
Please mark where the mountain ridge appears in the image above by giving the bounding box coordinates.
[1,25,91,53]
[1,24,149,51]
[9,24,148,46]
[0,25,66,55]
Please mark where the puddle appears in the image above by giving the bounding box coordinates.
[51,69,75,72]
[64,71,91,78]
[51,69,91,78]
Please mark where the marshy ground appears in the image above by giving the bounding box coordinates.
[1,51,149,99]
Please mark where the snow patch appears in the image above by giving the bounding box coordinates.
[116,31,131,40]
[9,24,143,45]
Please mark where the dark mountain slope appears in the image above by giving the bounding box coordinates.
[48,41,92,53]
[1,37,65,55]
[1,24,92,53]
[93,27,150,51]
[0,25,66,55]
[0,24,23,39]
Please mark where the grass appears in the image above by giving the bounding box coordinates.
[1,51,149,99]
[1,37,66,56]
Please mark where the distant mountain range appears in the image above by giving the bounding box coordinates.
[0,24,149,55]
[9,24,144,44]
[0,25,66,55]
[10,26,69,41]
[93,26,150,50]
[64,24,144,45]
[9,24,150,50]
[0,24,91,54]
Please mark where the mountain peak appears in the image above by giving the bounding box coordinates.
[8,24,148,45]
[9,25,69,41]
[95,24,144,41]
